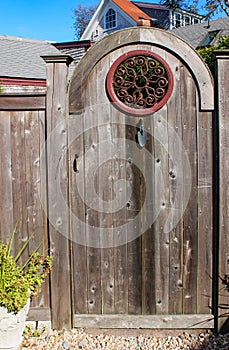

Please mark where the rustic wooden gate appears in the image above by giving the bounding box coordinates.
[66,27,214,328]
[2,28,229,331]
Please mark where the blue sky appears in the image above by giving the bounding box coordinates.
[0,0,96,42]
[0,0,225,43]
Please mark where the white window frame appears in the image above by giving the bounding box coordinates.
[184,15,191,26]
[193,17,200,24]
[105,8,117,30]
[174,12,182,28]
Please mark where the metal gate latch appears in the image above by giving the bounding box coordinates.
[73,154,79,173]
[136,119,147,148]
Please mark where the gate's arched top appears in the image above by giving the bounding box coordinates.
[69,27,214,113]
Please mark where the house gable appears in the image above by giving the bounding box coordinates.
[94,1,137,40]
[81,0,150,41]
[81,0,205,41]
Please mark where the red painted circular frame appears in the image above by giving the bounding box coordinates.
[106,50,174,116]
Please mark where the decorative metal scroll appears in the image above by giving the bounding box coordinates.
[106,50,174,115]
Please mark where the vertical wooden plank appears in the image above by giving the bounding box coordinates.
[133,44,156,315]
[197,110,213,314]
[126,118,142,315]
[38,110,51,309]
[69,112,88,315]
[11,112,28,258]
[24,111,42,251]
[167,60,184,315]
[44,57,72,329]
[0,111,14,241]
[84,67,101,315]
[153,105,170,315]
[108,48,129,315]
[25,110,41,308]
[181,66,198,314]
[141,116,156,315]
[151,46,171,315]
[215,52,229,331]
[112,116,129,314]
[96,58,115,314]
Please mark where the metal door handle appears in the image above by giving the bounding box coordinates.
[136,119,147,148]
[73,154,79,173]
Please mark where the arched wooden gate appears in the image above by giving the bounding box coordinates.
[66,28,214,328]
[45,27,214,329]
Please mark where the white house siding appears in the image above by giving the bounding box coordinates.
[92,11,134,41]
[116,11,135,30]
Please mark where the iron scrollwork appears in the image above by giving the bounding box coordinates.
[106,50,173,115]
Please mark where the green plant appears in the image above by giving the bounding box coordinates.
[198,35,229,73]
[218,35,229,49]
[197,45,217,73]
[23,325,47,338]
[0,224,52,314]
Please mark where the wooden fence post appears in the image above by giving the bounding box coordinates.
[214,50,229,332]
[42,55,73,329]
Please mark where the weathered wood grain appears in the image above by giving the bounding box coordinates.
[109,50,129,315]
[38,110,51,310]
[197,110,213,314]
[0,112,14,241]
[141,117,155,315]
[74,314,214,329]
[83,65,102,315]
[69,112,88,314]
[27,307,51,321]
[24,111,48,308]
[135,44,155,315]
[69,40,214,323]
[0,30,218,328]
[0,95,45,110]
[181,66,198,314]
[214,51,229,331]
[0,109,50,315]
[167,59,184,315]
[153,105,170,315]
[44,57,72,329]
[125,119,142,315]
[69,27,214,113]
[10,112,28,258]
[96,57,115,314]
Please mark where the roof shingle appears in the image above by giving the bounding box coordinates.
[171,17,229,48]
[0,35,60,80]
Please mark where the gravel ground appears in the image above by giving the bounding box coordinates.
[21,328,229,350]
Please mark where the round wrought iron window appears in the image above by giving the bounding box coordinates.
[106,50,174,115]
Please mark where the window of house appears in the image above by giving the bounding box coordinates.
[174,12,182,28]
[184,16,191,26]
[193,18,199,24]
[105,8,116,30]
[198,30,220,47]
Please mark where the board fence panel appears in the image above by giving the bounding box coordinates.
[0,29,228,331]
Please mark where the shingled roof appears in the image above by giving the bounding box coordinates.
[0,35,60,80]
[171,16,229,48]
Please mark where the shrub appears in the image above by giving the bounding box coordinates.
[198,35,229,74]
[0,225,52,314]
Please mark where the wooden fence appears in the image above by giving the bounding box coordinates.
[0,29,228,332]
